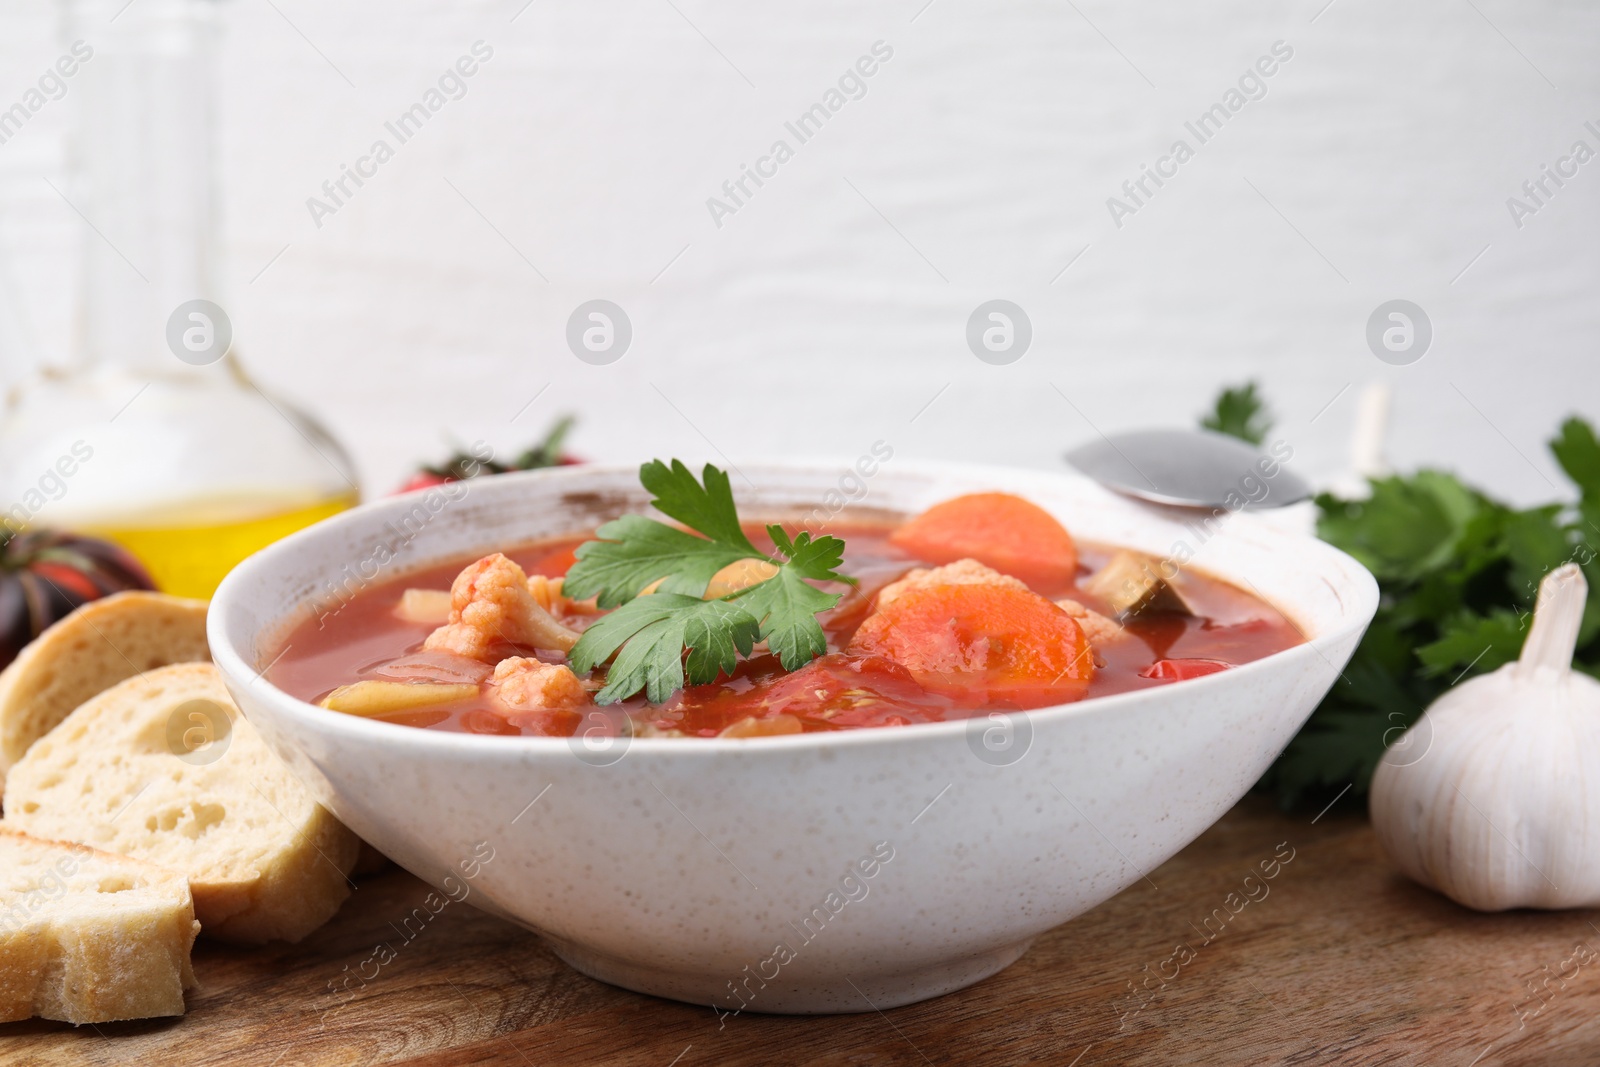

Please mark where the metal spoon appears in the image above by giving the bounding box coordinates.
[1065,428,1313,511]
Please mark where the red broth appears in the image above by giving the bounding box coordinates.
[265,522,1303,738]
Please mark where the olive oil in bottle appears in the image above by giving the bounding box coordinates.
[81,492,359,600]
[0,0,359,597]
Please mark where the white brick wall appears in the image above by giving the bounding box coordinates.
[2,0,1596,503]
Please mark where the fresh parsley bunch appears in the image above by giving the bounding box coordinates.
[1202,384,1600,809]
[562,460,849,704]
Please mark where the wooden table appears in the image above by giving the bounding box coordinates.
[8,797,1598,1066]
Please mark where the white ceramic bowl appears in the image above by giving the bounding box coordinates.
[208,462,1377,1014]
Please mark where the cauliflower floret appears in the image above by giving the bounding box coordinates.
[876,558,1029,607]
[1054,598,1126,645]
[423,553,580,661]
[489,656,590,711]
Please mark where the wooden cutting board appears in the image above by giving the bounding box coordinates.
[6,796,1597,1066]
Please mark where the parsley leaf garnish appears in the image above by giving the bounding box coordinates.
[737,527,847,670]
[564,461,848,704]
[570,595,760,704]
[562,460,762,607]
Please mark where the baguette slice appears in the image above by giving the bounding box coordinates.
[0,827,199,1024]
[3,663,360,944]
[0,591,210,792]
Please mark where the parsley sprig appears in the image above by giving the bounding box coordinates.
[1246,409,1600,810]
[563,461,848,704]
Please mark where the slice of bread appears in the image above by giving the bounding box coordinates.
[0,827,199,1024]
[3,663,360,944]
[0,591,210,793]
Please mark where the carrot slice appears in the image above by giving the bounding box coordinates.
[848,583,1092,709]
[890,493,1078,587]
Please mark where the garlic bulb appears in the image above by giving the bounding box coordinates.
[1371,563,1600,911]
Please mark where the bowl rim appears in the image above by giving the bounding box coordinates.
[207,460,1379,758]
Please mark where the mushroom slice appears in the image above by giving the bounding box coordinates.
[1082,550,1193,618]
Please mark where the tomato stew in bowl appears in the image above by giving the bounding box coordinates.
[267,490,1302,739]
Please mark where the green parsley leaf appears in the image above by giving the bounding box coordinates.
[563,460,763,607]
[1501,505,1573,605]
[1256,622,1431,808]
[1314,471,1487,581]
[732,527,847,670]
[513,414,576,470]
[641,460,761,554]
[563,463,849,704]
[766,524,847,584]
[563,516,752,608]
[1552,417,1600,501]
[1260,709,1395,807]
[570,594,760,704]
[1415,609,1527,678]
[1581,498,1600,550]
[1200,382,1272,445]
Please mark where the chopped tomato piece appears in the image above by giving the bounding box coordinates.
[668,654,942,732]
[1139,658,1232,681]
[459,708,523,735]
[848,583,1092,709]
[30,561,103,602]
[761,654,942,724]
[889,492,1078,588]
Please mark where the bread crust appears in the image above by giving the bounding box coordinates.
[0,591,210,792]
[0,827,199,1024]
[3,663,360,944]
